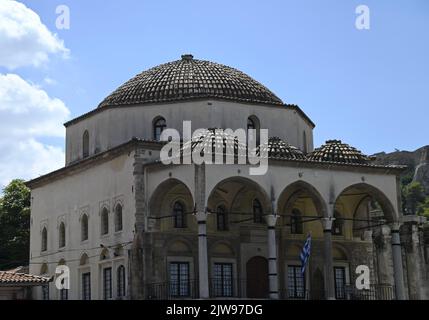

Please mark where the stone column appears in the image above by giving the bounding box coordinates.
[195,211,209,298]
[194,164,209,298]
[321,216,336,300]
[130,149,146,299]
[266,214,279,299]
[401,215,427,300]
[391,222,406,300]
[373,223,394,287]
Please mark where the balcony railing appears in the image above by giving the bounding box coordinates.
[146,280,199,300]
[343,284,395,300]
[145,280,394,300]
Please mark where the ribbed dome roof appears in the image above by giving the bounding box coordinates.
[256,137,305,160]
[307,140,371,164]
[98,54,283,108]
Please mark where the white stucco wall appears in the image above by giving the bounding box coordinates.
[65,100,314,164]
[29,152,136,300]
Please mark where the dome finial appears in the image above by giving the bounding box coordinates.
[181,54,194,61]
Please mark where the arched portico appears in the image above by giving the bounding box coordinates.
[277,180,328,218]
[206,176,278,298]
[277,180,329,239]
[277,181,334,299]
[207,176,272,228]
[333,182,405,300]
[204,165,272,210]
[148,178,195,232]
[334,183,398,224]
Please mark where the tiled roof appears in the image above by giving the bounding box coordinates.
[180,128,248,159]
[256,137,305,160]
[98,54,283,108]
[0,271,51,285]
[307,139,373,164]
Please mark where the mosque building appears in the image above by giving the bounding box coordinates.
[27,54,428,300]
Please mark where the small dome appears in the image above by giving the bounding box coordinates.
[180,128,247,160]
[256,137,305,160]
[307,139,371,164]
[98,54,283,108]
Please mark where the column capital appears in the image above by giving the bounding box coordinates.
[194,210,209,222]
[321,216,336,231]
[390,221,402,232]
[266,214,279,227]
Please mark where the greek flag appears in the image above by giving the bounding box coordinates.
[300,233,311,275]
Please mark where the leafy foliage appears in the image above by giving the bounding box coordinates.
[0,179,31,270]
[402,181,429,217]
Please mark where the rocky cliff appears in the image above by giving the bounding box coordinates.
[371,145,429,193]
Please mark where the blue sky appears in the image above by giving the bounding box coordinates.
[0,0,428,186]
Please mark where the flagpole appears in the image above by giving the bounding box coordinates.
[305,240,311,300]
[306,232,311,300]
[300,231,311,300]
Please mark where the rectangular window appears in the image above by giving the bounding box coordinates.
[103,267,112,300]
[60,289,68,300]
[169,262,190,297]
[334,266,346,299]
[117,266,126,298]
[213,263,233,297]
[287,265,305,299]
[82,272,91,300]
[42,284,49,300]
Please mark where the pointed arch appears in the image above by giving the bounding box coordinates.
[80,253,89,266]
[101,207,109,235]
[82,130,89,158]
[114,203,123,232]
[59,222,66,248]
[81,214,89,241]
[41,227,48,252]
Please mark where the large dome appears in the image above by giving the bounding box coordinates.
[98,54,283,108]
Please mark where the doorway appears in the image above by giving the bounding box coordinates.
[246,256,268,298]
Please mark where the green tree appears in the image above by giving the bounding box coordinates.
[0,179,31,270]
[418,197,429,218]
[402,181,426,215]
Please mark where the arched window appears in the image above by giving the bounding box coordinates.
[173,201,186,228]
[332,210,343,236]
[247,117,256,130]
[290,209,303,234]
[40,263,49,300]
[82,130,89,158]
[101,208,109,235]
[114,204,123,232]
[40,263,48,275]
[153,117,166,141]
[80,253,89,266]
[41,227,48,252]
[253,199,264,223]
[216,205,228,231]
[100,248,109,261]
[81,214,89,241]
[302,131,308,154]
[58,260,68,300]
[59,222,66,248]
[117,265,126,298]
[247,115,260,145]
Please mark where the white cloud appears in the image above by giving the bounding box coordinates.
[0,73,70,187]
[43,77,57,86]
[0,0,69,69]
